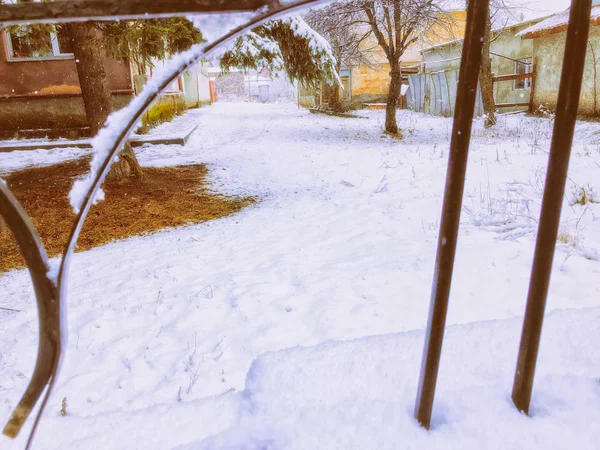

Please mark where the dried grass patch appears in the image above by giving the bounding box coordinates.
[0,158,255,273]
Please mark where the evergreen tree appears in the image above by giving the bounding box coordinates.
[101,18,203,75]
[220,17,339,89]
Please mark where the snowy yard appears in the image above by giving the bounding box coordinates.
[1,102,599,449]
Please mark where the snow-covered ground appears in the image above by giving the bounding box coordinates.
[0,103,599,449]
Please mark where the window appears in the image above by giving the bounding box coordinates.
[514,57,533,90]
[5,26,73,61]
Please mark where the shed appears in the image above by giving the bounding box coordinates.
[518,2,600,115]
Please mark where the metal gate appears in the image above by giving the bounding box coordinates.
[0,0,594,447]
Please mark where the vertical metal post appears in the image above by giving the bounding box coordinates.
[529,57,538,113]
[414,0,489,429]
[512,0,592,414]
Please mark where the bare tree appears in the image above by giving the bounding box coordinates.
[322,0,446,134]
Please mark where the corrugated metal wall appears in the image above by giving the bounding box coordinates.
[408,70,484,117]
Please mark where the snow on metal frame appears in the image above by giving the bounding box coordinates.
[0,0,329,447]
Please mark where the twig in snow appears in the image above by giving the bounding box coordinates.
[218,388,235,397]
[374,175,388,194]
[186,361,201,395]
[560,254,572,271]
[200,285,213,299]
[186,332,198,367]
[0,306,21,313]
[212,335,226,353]
[153,288,162,315]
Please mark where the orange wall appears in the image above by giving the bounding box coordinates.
[350,10,467,99]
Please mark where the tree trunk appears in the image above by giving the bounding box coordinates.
[385,62,402,135]
[322,81,342,111]
[104,142,144,182]
[66,22,143,180]
[479,14,496,128]
[66,22,112,136]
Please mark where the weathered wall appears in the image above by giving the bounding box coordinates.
[490,32,534,109]
[349,63,390,106]
[0,33,132,96]
[298,83,317,108]
[197,64,212,103]
[532,26,600,115]
[0,94,132,134]
[0,32,133,132]
[182,70,200,107]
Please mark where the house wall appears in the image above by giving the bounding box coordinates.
[349,62,391,105]
[0,95,133,134]
[183,70,200,107]
[531,26,600,115]
[298,83,317,108]
[0,32,133,133]
[490,32,534,109]
[197,64,212,104]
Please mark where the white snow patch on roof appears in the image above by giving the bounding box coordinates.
[518,5,600,37]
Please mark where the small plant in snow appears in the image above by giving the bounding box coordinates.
[61,397,67,416]
[406,114,417,135]
[535,104,555,119]
[569,183,597,206]
[557,226,581,248]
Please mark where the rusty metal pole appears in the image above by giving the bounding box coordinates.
[512,0,592,414]
[414,0,489,429]
[0,0,268,25]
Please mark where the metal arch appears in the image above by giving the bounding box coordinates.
[0,183,60,443]
[0,0,325,447]
[0,0,272,25]
[2,0,592,445]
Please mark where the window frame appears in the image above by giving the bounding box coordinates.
[513,57,533,91]
[4,29,74,62]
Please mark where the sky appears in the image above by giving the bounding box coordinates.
[446,0,572,20]
[518,0,570,16]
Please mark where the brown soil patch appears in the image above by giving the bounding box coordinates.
[0,158,255,273]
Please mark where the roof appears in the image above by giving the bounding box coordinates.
[519,3,600,39]
[421,15,550,54]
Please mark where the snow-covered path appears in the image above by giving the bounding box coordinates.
[0,103,599,449]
